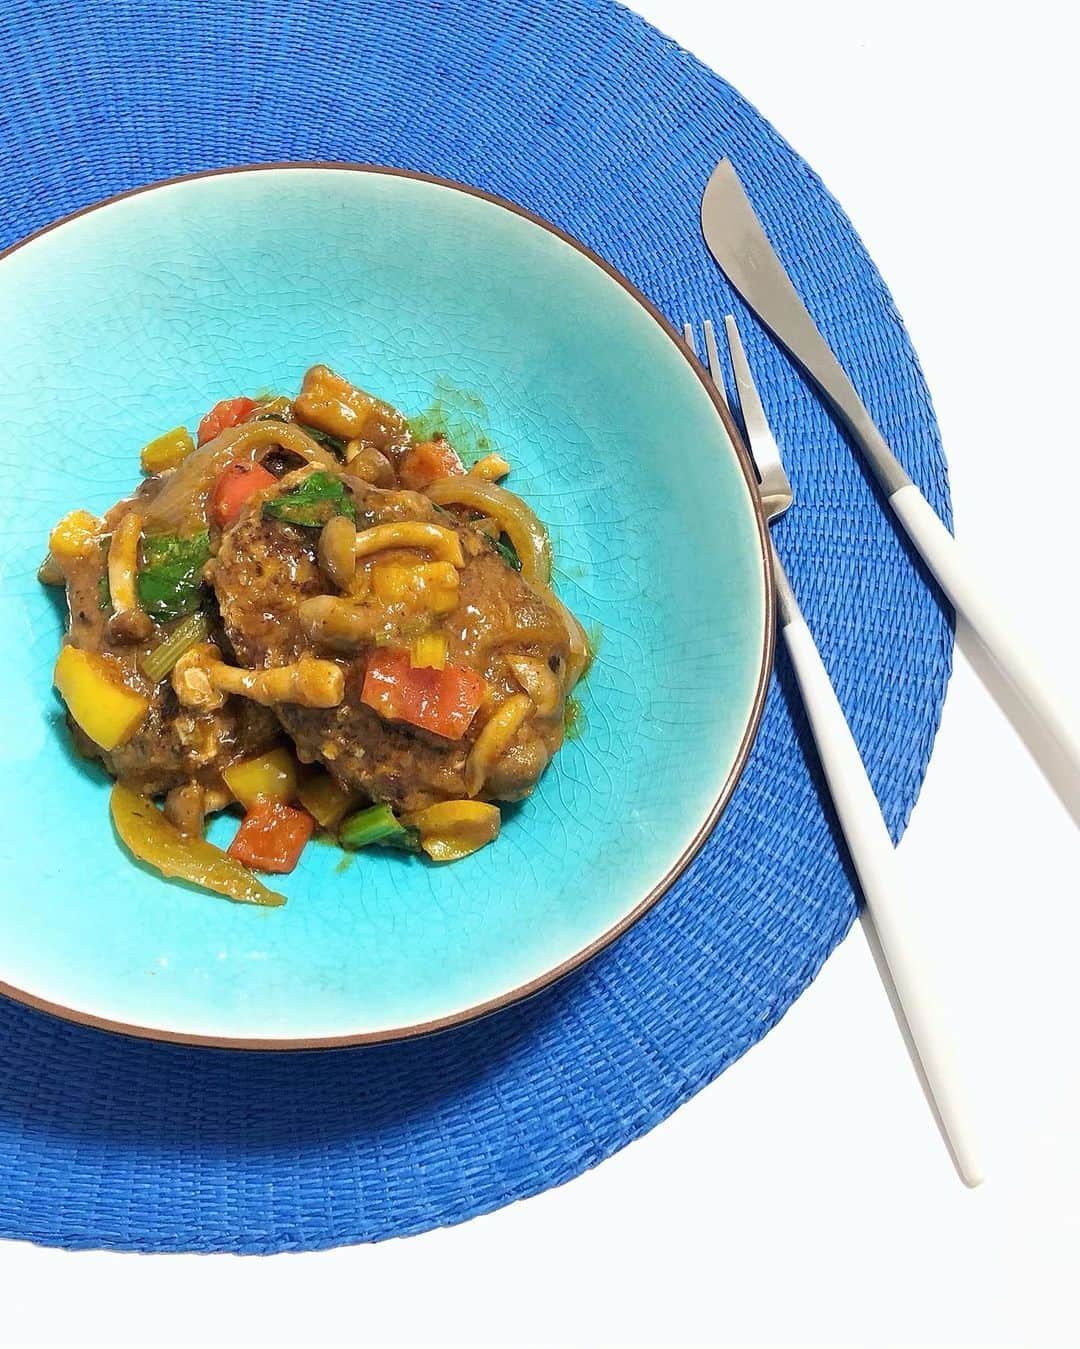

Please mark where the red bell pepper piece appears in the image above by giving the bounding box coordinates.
[197,396,258,445]
[360,648,487,740]
[398,438,465,492]
[210,461,277,527]
[227,800,314,874]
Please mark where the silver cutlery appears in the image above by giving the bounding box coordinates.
[700,159,1080,785]
[685,316,983,1187]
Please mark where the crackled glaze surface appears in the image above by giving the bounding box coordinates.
[0,168,768,1043]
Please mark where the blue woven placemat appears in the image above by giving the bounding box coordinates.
[0,0,951,1252]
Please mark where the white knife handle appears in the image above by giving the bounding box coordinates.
[779,589,983,1187]
[890,483,1080,776]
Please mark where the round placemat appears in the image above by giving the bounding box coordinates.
[0,0,952,1251]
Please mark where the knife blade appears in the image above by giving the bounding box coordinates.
[700,158,1080,789]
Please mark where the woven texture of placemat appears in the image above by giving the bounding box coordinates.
[0,0,952,1252]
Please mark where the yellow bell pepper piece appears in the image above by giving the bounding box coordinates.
[140,425,195,474]
[372,561,459,615]
[470,453,511,481]
[406,800,501,863]
[222,747,299,810]
[53,645,150,751]
[297,770,359,829]
[110,784,284,907]
[410,633,447,670]
[48,509,101,561]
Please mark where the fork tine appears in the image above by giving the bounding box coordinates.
[702,319,728,392]
[682,322,697,356]
[723,315,788,495]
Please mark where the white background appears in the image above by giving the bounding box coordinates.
[3,2,1077,1345]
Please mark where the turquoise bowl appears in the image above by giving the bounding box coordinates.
[0,166,772,1046]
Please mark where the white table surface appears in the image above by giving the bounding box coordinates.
[3,2,1077,1346]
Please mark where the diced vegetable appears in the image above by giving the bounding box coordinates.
[298,771,359,829]
[292,364,378,440]
[140,610,212,683]
[141,425,195,474]
[227,800,314,873]
[197,396,257,445]
[398,438,465,492]
[54,646,149,750]
[405,800,501,862]
[262,470,356,527]
[210,462,277,527]
[136,531,211,621]
[470,453,511,481]
[410,633,447,670]
[339,802,420,852]
[111,784,284,906]
[48,509,101,561]
[372,561,459,615]
[360,648,487,740]
[222,747,300,811]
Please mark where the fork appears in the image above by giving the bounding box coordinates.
[684,317,983,1187]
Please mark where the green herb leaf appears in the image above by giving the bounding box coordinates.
[262,471,356,527]
[491,534,522,571]
[136,531,211,621]
[296,423,347,456]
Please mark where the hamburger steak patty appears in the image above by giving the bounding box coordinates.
[211,470,571,813]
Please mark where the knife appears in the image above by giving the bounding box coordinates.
[701,159,1080,783]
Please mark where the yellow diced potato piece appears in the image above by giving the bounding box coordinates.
[140,425,195,474]
[410,633,447,670]
[297,771,359,829]
[53,645,150,750]
[406,800,501,863]
[372,562,459,615]
[48,509,101,561]
[222,747,299,810]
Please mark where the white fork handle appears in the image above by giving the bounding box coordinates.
[780,588,983,1186]
[890,483,1080,776]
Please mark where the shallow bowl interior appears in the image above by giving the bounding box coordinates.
[0,167,770,1045]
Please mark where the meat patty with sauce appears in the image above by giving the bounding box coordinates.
[211,469,571,813]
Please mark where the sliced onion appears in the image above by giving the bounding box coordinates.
[145,421,338,533]
[524,577,590,690]
[424,475,552,585]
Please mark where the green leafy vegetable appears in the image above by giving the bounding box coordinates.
[136,531,211,621]
[339,803,420,852]
[296,423,347,456]
[262,471,356,527]
[491,534,522,571]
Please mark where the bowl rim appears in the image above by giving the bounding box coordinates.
[0,162,776,1050]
